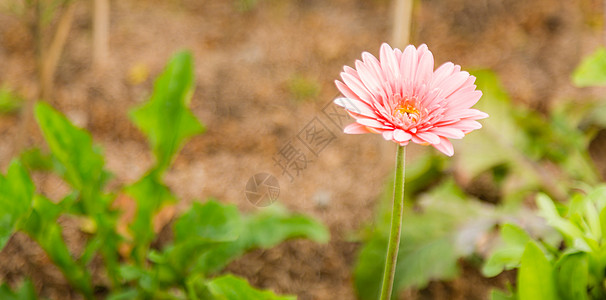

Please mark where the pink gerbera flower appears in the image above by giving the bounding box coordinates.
[334,43,488,156]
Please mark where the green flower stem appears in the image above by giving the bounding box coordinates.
[379,145,406,300]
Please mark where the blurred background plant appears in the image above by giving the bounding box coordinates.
[0,51,329,299]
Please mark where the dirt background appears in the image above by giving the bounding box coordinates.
[0,0,604,299]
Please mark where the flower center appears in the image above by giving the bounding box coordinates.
[394,102,420,123]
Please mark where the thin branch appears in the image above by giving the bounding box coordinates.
[391,0,414,48]
[93,0,110,71]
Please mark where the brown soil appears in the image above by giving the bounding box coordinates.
[0,0,603,299]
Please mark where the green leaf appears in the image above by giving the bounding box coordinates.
[0,86,23,114]
[517,241,559,300]
[129,51,204,173]
[555,252,589,300]
[34,102,108,211]
[241,206,329,248]
[572,47,606,87]
[0,160,34,250]
[18,148,53,171]
[176,204,329,276]
[206,274,295,300]
[0,280,38,300]
[21,195,93,297]
[174,199,242,243]
[125,173,177,262]
[537,194,584,242]
[491,289,517,300]
[482,223,532,277]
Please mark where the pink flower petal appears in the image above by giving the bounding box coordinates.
[430,127,465,139]
[439,71,471,98]
[451,120,483,132]
[344,123,371,134]
[416,131,440,144]
[400,45,419,83]
[445,108,489,120]
[431,62,455,88]
[415,45,434,84]
[393,129,412,142]
[335,80,370,105]
[334,97,377,118]
[382,130,394,140]
[341,72,374,103]
[444,90,483,111]
[356,60,388,100]
[333,43,487,156]
[356,118,391,129]
[433,137,454,156]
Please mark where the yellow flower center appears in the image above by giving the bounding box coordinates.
[394,102,420,122]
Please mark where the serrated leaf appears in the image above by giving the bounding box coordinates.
[0,160,34,250]
[555,252,589,300]
[572,47,606,87]
[129,51,204,173]
[34,102,109,211]
[206,275,296,300]
[517,241,559,300]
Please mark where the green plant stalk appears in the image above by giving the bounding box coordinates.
[379,145,406,300]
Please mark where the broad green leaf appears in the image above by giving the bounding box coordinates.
[0,280,37,300]
[242,205,329,248]
[21,195,93,297]
[555,252,589,300]
[572,47,606,87]
[206,274,295,300]
[174,199,242,243]
[129,51,204,173]
[0,160,34,250]
[34,102,109,211]
[482,223,532,277]
[517,241,559,300]
[180,204,329,276]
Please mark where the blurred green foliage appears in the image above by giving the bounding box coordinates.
[485,187,606,300]
[572,47,606,87]
[287,74,321,102]
[0,86,23,114]
[0,51,329,299]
